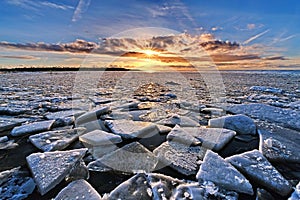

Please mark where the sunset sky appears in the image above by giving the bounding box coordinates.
[0,0,299,70]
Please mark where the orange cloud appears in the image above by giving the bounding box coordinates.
[0,32,294,70]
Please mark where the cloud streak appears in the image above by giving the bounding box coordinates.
[243,29,270,45]
[0,55,38,60]
[7,0,74,11]
[72,0,91,22]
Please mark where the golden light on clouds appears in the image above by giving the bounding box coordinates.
[142,49,159,57]
[1,27,298,70]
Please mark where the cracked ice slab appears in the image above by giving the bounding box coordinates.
[29,127,86,152]
[196,150,253,195]
[11,120,55,137]
[226,149,292,196]
[54,179,101,200]
[26,148,87,195]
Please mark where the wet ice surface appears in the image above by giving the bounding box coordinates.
[0,71,299,199]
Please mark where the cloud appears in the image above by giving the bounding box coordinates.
[0,55,39,60]
[6,0,74,11]
[0,39,99,53]
[149,1,196,30]
[211,26,223,31]
[0,32,288,69]
[247,24,256,30]
[210,54,260,62]
[40,1,74,10]
[243,29,270,45]
[271,34,297,45]
[72,0,91,22]
[200,40,239,51]
[263,56,286,60]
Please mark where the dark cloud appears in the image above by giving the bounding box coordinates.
[0,55,38,60]
[0,33,286,64]
[0,39,98,53]
[200,40,239,51]
[263,56,286,60]
[211,54,260,62]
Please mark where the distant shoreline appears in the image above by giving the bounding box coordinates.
[0,67,133,72]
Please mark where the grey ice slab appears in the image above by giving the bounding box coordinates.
[167,125,236,151]
[0,136,18,150]
[196,150,253,195]
[201,107,225,115]
[166,125,201,145]
[79,129,122,146]
[29,127,86,152]
[103,111,133,120]
[0,167,36,200]
[172,182,239,200]
[79,129,122,159]
[89,97,116,105]
[88,142,158,173]
[258,129,300,163]
[109,173,152,200]
[45,110,85,120]
[288,100,300,110]
[249,86,283,94]
[288,182,300,200]
[224,103,300,131]
[26,148,87,195]
[153,141,207,176]
[89,145,119,159]
[65,160,89,182]
[75,106,111,124]
[226,149,292,196]
[208,114,256,135]
[54,179,101,200]
[147,173,184,199]
[0,117,28,132]
[105,120,160,139]
[76,119,109,133]
[157,114,199,127]
[155,124,172,134]
[0,106,31,115]
[10,120,55,137]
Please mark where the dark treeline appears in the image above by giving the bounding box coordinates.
[0,67,136,72]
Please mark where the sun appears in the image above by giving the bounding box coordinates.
[142,49,158,57]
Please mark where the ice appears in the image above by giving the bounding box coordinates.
[0,117,28,132]
[11,120,55,136]
[196,150,253,195]
[154,141,207,176]
[226,149,292,196]
[208,114,257,135]
[29,127,86,151]
[167,125,236,151]
[54,179,101,200]
[88,142,158,173]
[0,167,35,200]
[105,119,160,139]
[26,148,87,195]
[79,129,122,159]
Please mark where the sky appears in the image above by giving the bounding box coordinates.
[0,0,299,70]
